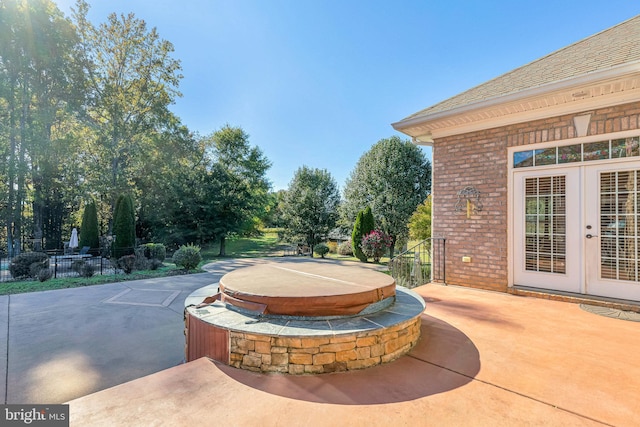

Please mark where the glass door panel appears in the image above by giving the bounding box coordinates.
[586,164,640,300]
[514,168,581,292]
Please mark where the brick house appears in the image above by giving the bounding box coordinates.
[392,15,640,302]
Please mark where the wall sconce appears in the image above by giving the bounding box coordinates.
[455,186,483,218]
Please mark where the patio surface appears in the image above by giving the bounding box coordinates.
[67,276,640,426]
[2,257,638,425]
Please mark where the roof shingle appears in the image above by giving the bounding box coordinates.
[403,15,640,121]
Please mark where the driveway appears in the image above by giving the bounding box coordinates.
[1,258,271,404]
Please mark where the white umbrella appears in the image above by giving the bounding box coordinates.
[69,228,79,250]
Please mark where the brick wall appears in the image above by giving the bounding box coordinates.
[432,101,640,292]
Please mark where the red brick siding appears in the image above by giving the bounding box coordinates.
[432,101,640,292]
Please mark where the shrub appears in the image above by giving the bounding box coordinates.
[9,252,49,279]
[361,229,393,263]
[149,259,163,270]
[72,259,85,274]
[30,262,45,279]
[72,260,95,278]
[314,243,330,258]
[38,268,52,282]
[172,244,202,271]
[326,241,338,254]
[134,247,150,271]
[141,243,166,261]
[117,255,136,274]
[338,240,353,256]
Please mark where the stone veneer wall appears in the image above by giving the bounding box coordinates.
[228,316,421,374]
[432,101,640,292]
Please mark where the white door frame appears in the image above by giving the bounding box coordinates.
[508,131,640,301]
[512,167,583,292]
[584,162,640,300]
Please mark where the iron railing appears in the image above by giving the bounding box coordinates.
[388,238,446,288]
[0,247,139,283]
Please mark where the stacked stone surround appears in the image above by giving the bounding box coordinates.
[432,101,640,292]
[228,316,421,374]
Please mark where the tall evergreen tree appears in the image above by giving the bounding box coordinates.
[362,206,375,236]
[79,199,99,250]
[112,194,135,255]
[351,209,366,262]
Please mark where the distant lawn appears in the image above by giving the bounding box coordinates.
[201,230,293,260]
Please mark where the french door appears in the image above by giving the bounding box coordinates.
[514,162,640,301]
[585,164,640,300]
[514,168,582,293]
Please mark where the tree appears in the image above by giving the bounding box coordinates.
[282,166,341,257]
[362,206,375,236]
[73,0,182,216]
[352,206,375,262]
[112,194,135,255]
[351,209,366,261]
[206,125,271,256]
[408,195,432,241]
[342,136,431,258]
[262,190,287,229]
[79,199,99,250]
[0,0,84,254]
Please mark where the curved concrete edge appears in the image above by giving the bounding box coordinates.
[185,285,425,337]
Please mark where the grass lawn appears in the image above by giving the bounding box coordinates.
[200,230,293,259]
[0,264,185,295]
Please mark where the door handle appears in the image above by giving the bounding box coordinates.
[585,234,598,239]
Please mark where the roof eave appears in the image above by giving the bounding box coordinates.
[392,61,640,139]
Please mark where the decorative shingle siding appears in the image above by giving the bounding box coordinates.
[432,102,640,291]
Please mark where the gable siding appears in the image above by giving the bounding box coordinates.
[432,101,640,291]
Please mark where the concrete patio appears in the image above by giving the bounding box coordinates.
[2,258,639,425]
[69,279,640,426]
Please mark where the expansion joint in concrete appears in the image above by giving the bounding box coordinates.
[407,354,613,427]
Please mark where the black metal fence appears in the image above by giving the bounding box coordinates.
[388,238,446,288]
[0,248,136,283]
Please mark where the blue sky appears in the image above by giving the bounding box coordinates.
[53,1,639,191]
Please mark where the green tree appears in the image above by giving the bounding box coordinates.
[282,166,340,257]
[352,206,375,262]
[408,195,432,241]
[72,0,182,216]
[0,0,84,254]
[351,209,366,261]
[133,117,212,246]
[342,136,431,258]
[362,206,375,238]
[79,199,100,250]
[206,125,271,256]
[262,190,287,229]
[112,194,136,255]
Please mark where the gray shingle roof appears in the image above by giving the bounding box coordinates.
[403,15,640,121]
